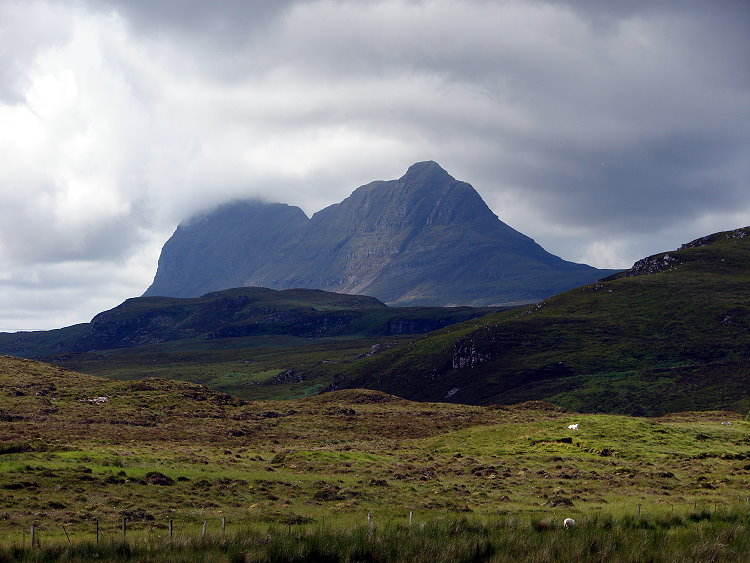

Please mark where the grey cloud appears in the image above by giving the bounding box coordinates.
[0,0,748,330]
[83,0,297,36]
[507,134,749,230]
[0,211,146,266]
[0,1,74,102]
[0,251,159,331]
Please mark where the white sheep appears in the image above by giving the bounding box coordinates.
[563,517,576,528]
[567,423,579,430]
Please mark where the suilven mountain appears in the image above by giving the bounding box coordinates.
[144,161,618,305]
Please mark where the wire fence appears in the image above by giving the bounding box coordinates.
[11,498,750,550]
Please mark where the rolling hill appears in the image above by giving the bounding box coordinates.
[0,287,502,360]
[5,226,749,416]
[332,227,750,416]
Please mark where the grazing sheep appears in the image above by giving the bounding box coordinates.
[567,423,579,430]
[563,517,576,528]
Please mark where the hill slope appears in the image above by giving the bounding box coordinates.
[333,227,750,415]
[145,162,617,306]
[0,287,501,360]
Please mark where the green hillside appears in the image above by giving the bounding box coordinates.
[0,286,502,359]
[334,227,750,415]
[5,228,749,415]
[0,287,503,402]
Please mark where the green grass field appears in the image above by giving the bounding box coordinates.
[2,356,749,560]
[4,510,750,562]
[56,335,413,400]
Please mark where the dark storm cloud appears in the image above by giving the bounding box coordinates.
[87,0,296,33]
[509,134,749,229]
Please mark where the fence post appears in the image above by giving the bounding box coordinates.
[637,504,641,517]
[30,524,35,548]
[169,519,173,538]
[96,519,99,544]
[222,517,226,535]
[409,511,413,525]
[202,521,207,537]
[122,517,127,541]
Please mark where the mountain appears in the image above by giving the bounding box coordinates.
[144,161,618,305]
[0,287,503,359]
[332,227,750,416]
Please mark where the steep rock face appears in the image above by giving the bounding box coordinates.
[145,201,308,298]
[144,162,618,305]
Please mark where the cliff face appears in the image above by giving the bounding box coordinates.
[144,201,308,298]
[144,162,617,305]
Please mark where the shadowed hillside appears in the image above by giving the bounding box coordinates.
[333,227,750,415]
[0,287,503,360]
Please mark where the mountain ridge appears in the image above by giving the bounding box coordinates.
[3,225,747,415]
[144,161,618,305]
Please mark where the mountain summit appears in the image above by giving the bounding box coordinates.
[144,162,617,305]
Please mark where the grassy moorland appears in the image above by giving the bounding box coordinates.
[54,334,412,401]
[0,287,502,402]
[4,512,750,562]
[1,356,749,561]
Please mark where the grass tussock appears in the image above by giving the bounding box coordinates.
[2,511,749,563]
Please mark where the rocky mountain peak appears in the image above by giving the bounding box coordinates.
[144,162,617,305]
[399,160,454,185]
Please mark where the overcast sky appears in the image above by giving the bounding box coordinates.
[1,0,748,331]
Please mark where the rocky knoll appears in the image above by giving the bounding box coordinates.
[144,161,617,306]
